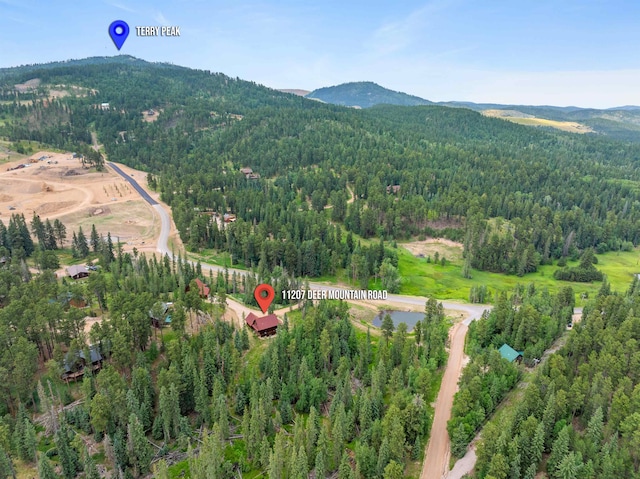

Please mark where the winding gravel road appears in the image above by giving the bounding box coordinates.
[108,161,492,478]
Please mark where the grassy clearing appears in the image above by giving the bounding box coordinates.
[168,459,190,478]
[189,235,638,305]
[0,139,27,164]
[482,110,592,133]
[504,117,592,133]
[398,246,639,304]
[188,250,249,271]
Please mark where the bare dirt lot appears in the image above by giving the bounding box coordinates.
[0,151,162,254]
[141,108,163,123]
[401,238,464,262]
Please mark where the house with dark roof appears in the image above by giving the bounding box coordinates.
[245,312,279,337]
[61,345,103,382]
[67,265,89,280]
[498,343,523,363]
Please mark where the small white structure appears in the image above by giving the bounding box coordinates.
[101,103,110,111]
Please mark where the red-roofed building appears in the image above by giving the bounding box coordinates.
[245,312,279,337]
[186,278,211,299]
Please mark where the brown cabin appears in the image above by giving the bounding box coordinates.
[61,345,103,383]
[186,278,211,299]
[245,312,279,337]
[67,265,89,280]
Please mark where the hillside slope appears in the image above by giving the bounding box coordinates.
[2,56,640,279]
[306,81,433,108]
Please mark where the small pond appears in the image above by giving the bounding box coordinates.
[372,310,424,332]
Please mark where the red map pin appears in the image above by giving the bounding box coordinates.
[254,283,275,313]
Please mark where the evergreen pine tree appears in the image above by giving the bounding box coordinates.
[22,419,37,463]
[71,231,79,259]
[153,459,170,479]
[376,438,391,476]
[127,413,153,477]
[259,436,271,470]
[0,446,14,479]
[44,219,57,250]
[90,224,100,253]
[268,432,286,479]
[381,314,394,342]
[105,232,115,264]
[338,451,353,479]
[30,213,45,247]
[55,423,79,479]
[314,450,326,479]
[76,227,89,257]
[292,445,308,479]
[37,453,58,479]
[83,445,100,479]
[53,219,66,247]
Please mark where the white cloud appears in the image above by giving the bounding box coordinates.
[366,0,457,57]
[154,11,170,26]
[104,1,137,14]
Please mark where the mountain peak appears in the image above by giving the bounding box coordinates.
[306,81,432,108]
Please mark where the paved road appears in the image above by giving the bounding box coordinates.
[107,162,158,205]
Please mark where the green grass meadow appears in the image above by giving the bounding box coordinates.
[397,246,639,304]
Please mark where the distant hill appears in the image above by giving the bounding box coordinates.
[306,81,433,108]
[306,81,640,140]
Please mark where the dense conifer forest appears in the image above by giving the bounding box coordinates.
[470,281,640,479]
[3,56,640,280]
[3,56,640,478]
[0,213,445,477]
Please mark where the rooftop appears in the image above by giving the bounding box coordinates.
[245,312,279,332]
[498,343,523,362]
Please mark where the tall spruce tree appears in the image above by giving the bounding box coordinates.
[76,226,89,257]
[90,224,100,253]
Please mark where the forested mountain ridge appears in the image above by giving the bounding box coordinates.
[2,56,640,280]
[306,81,433,108]
[306,80,640,141]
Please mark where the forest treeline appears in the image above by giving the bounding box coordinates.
[3,57,640,278]
[0,219,448,477]
[447,284,575,458]
[472,280,640,479]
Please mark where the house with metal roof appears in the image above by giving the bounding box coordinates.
[245,312,279,337]
[498,343,523,363]
[67,265,89,280]
[149,302,171,328]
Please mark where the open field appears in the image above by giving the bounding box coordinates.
[0,150,163,255]
[0,140,27,163]
[400,237,464,263]
[398,245,639,304]
[190,237,638,306]
[483,109,593,133]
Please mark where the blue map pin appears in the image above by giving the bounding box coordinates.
[109,20,130,50]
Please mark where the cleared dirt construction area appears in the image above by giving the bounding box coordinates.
[401,238,464,262]
[0,151,159,253]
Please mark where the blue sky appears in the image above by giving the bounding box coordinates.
[1,0,639,108]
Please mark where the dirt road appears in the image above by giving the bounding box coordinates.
[443,307,583,479]
[115,163,502,477]
[421,321,469,479]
